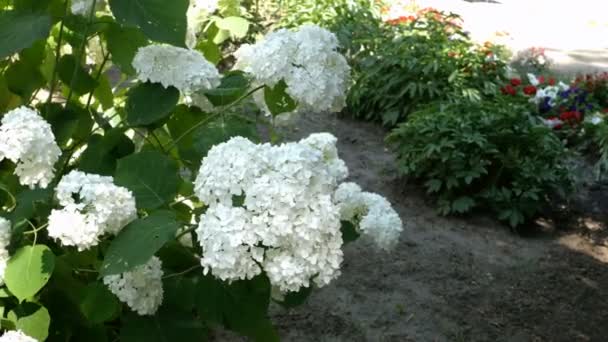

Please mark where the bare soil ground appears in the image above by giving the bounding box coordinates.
[260,114,608,342]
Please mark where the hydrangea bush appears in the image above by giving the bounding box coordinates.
[0,1,403,341]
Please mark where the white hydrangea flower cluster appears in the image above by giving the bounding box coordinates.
[133,45,221,95]
[103,256,164,316]
[194,133,349,293]
[0,217,11,285]
[71,0,106,16]
[235,24,351,113]
[0,330,37,342]
[0,107,61,189]
[47,170,137,251]
[334,182,403,251]
[186,0,219,48]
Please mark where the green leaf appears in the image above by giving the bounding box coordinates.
[451,196,475,214]
[79,130,135,176]
[163,276,198,312]
[192,115,258,158]
[101,211,180,276]
[115,151,179,209]
[264,81,297,116]
[278,286,312,309]
[195,275,278,341]
[340,220,360,244]
[14,305,50,341]
[0,11,51,60]
[57,54,98,95]
[105,24,148,75]
[5,245,55,302]
[94,74,115,110]
[196,40,221,65]
[41,103,94,147]
[8,188,53,223]
[120,310,208,342]
[109,0,189,46]
[214,16,250,39]
[168,109,257,169]
[126,82,179,126]
[5,57,45,99]
[204,71,250,107]
[79,283,120,324]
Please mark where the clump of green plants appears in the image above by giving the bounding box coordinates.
[348,9,508,126]
[387,99,574,227]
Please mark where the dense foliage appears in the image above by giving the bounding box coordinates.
[0,0,404,341]
[387,99,574,227]
[348,8,508,126]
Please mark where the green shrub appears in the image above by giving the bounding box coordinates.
[387,99,574,227]
[348,10,508,126]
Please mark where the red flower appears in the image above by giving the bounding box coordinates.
[523,85,537,96]
[538,76,545,84]
[548,78,556,86]
[547,116,563,130]
[603,108,608,113]
[559,111,582,124]
[510,78,522,87]
[500,85,517,96]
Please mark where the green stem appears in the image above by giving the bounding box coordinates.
[46,0,70,106]
[86,51,113,131]
[162,265,201,279]
[65,0,98,106]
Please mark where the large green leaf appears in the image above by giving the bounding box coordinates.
[120,310,208,342]
[264,80,297,116]
[204,71,250,107]
[57,54,98,95]
[192,116,258,158]
[13,304,50,341]
[109,0,189,46]
[79,130,135,176]
[114,151,179,209]
[5,245,55,302]
[126,82,179,126]
[101,211,180,276]
[167,110,259,171]
[0,11,51,60]
[195,275,278,341]
[4,42,47,98]
[79,283,120,324]
[214,16,250,39]
[105,24,148,75]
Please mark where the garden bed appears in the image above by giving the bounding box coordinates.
[255,113,608,341]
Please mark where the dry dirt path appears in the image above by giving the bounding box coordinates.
[258,114,608,342]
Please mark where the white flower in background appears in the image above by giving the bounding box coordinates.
[585,113,604,125]
[71,0,106,16]
[0,330,38,342]
[47,170,137,251]
[133,45,221,94]
[0,218,11,285]
[527,73,540,86]
[235,24,351,113]
[335,182,403,251]
[103,256,164,316]
[186,0,219,48]
[0,107,61,189]
[541,117,564,129]
[195,133,402,293]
